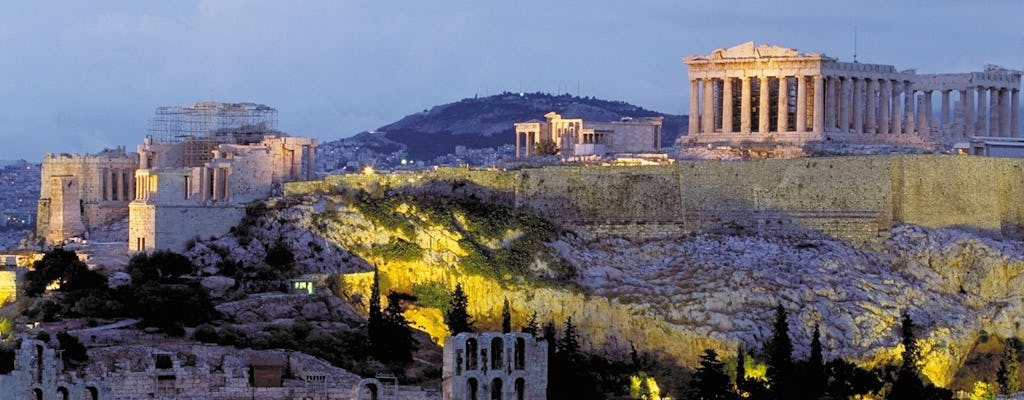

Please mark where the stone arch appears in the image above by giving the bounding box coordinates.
[467,377,479,400]
[490,337,503,370]
[466,338,478,370]
[514,337,525,370]
[491,377,503,400]
[56,387,68,400]
[32,388,42,400]
[515,377,525,400]
[356,378,382,400]
[86,386,99,400]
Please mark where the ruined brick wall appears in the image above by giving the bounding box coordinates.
[288,155,1024,242]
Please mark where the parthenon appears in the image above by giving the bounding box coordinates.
[684,42,1021,147]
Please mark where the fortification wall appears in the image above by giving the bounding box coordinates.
[286,156,1024,242]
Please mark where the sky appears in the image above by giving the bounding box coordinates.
[0,0,1021,160]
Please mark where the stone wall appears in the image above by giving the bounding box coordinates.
[442,332,547,400]
[36,148,138,244]
[129,202,245,252]
[286,155,1024,242]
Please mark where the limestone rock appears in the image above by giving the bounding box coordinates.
[300,301,328,320]
[200,276,236,299]
[107,272,131,288]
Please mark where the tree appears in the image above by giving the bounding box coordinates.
[735,347,747,394]
[765,304,794,399]
[501,298,512,333]
[521,312,539,336]
[25,248,104,296]
[559,317,581,363]
[368,269,384,351]
[535,138,558,156]
[444,283,474,335]
[887,313,952,400]
[692,349,737,400]
[825,358,882,399]
[56,332,88,369]
[997,342,1021,394]
[800,323,826,399]
[125,250,195,283]
[376,291,416,363]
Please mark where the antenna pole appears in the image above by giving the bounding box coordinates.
[853,25,858,62]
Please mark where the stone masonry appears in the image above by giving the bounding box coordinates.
[514,112,663,158]
[442,332,547,400]
[35,147,139,244]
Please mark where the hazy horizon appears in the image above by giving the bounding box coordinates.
[1,0,1021,160]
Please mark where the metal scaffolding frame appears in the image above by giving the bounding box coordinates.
[147,102,278,144]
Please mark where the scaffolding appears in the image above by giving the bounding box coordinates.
[147,102,278,144]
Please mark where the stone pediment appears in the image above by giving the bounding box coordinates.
[707,41,809,60]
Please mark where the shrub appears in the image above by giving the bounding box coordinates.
[411,282,451,312]
[369,240,423,262]
[193,324,219,343]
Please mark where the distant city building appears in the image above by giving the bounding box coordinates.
[683,41,1021,148]
[513,112,663,159]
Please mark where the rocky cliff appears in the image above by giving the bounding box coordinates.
[201,180,1024,390]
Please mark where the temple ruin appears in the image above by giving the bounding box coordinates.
[513,112,663,159]
[35,147,139,244]
[683,42,1021,148]
[128,102,316,252]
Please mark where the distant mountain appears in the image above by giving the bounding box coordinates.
[322,92,687,162]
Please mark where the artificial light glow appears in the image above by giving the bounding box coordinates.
[362,165,375,175]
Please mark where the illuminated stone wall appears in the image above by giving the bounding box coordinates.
[287,155,1024,242]
[36,148,138,244]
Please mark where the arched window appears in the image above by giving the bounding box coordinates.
[515,378,525,400]
[467,377,478,400]
[490,337,503,370]
[32,388,43,400]
[363,383,378,400]
[86,387,99,400]
[56,387,68,400]
[514,338,525,370]
[466,338,478,370]
[35,345,43,384]
[491,378,503,400]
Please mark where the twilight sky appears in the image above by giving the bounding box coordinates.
[0,0,1021,160]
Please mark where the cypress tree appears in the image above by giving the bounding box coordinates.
[766,304,794,399]
[560,317,580,360]
[805,323,826,399]
[693,349,738,400]
[997,343,1021,394]
[521,312,539,336]
[379,291,416,363]
[368,269,383,345]
[501,298,512,333]
[444,283,474,335]
[735,347,747,393]
[888,313,928,400]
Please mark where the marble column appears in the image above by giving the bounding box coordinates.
[880,80,891,135]
[866,79,878,134]
[977,87,988,136]
[940,90,951,137]
[119,169,127,201]
[777,76,789,132]
[129,169,136,201]
[759,76,771,133]
[893,81,905,135]
[824,76,836,132]
[812,75,824,133]
[515,132,521,158]
[965,87,976,137]
[1001,88,1012,137]
[839,77,851,133]
[989,87,1000,136]
[795,76,807,133]
[103,167,112,201]
[1013,89,1021,138]
[852,78,863,134]
[703,79,715,134]
[741,77,752,133]
[689,80,700,134]
[924,90,934,136]
[722,78,734,133]
[917,93,929,136]
[909,82,917,135]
